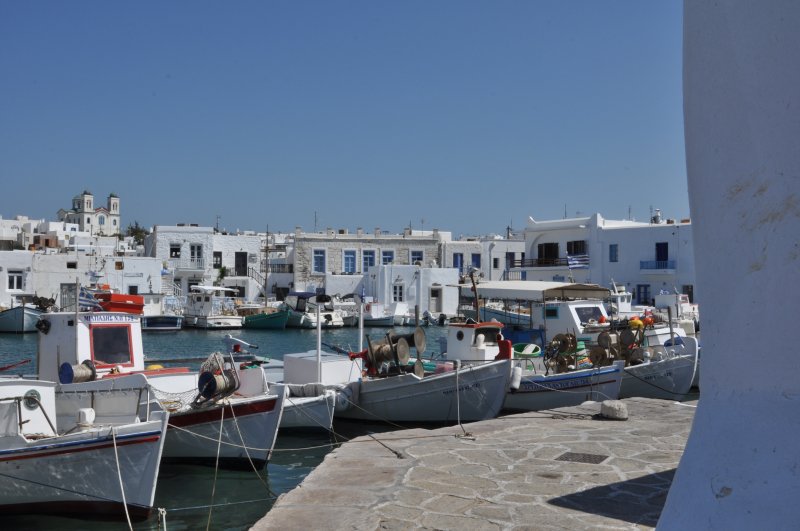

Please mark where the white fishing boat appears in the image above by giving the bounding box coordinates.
[440,320,624,412]
[37,311,284,469]
[183,285,242,329]
[221,335,337,432]
[141,313,184,332]
[459,279,695,351]
[616,334,700,401]
[141,294,184,332]
[0,375,168,520]
[276,322,513,424]
[281,292,345,329]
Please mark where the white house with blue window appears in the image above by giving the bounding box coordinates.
[516,212,697,305]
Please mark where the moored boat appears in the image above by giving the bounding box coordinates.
[0,305,43,333]
[37,311,284,469]
[618,335,699,400]
[242,309,290,330]
[280,292,344,329]
[183,285,242,329]
[0,375,168,519]
[141,314,184,332]
[275,322,513,424]
[441,320,624,412]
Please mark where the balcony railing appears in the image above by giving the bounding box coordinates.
[262,263,294,274]
[168,257,205,270]
[510,257,572,268]
[640,260,676,270]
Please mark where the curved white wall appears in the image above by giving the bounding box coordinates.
[659,2,800,528]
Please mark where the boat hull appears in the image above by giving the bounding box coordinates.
[141,314,184,332]
[163,394,283,469]
[281,389,336,430]
[0,306,43,333]
[362,316,395,327]
[0,421,166,519]
[184,315,242,329]
[503,361,625,412]
[336,359,511,423]
[619,337,699,400]
[242,310,290,330]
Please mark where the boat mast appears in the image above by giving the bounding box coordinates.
[469,269,480,320]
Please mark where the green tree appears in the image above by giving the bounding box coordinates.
[125,221,150,245]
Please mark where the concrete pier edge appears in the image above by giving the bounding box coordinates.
[255,397,697,530]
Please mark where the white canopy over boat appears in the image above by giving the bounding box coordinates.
[458,280,610,301]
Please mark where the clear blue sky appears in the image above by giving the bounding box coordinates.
[1,1,687,237]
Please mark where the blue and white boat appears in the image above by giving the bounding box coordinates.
[441,320,624,412]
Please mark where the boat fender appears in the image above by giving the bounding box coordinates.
[77,408,96,427]
[509,366,522,393]
[332,383,355,412]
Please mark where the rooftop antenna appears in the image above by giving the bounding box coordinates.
[314,211,318,232]
[215,215,220,232]
[564,204,567,219]
[628,205,632,220]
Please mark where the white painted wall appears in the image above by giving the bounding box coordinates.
[522,213,696,303]
[0,251,35,307]
[367,264,459,317]
[659,3,800,528]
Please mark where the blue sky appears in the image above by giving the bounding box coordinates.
[1,1,686,237]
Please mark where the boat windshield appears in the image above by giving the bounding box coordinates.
[574,306,605,324]
[90,325,134,366]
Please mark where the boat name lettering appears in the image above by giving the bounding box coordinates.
[442,382,482,395]
[519,377,591,392]
[83,314,137,323]
[644,371,672,381]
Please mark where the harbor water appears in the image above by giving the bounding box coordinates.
[0,324,450,530]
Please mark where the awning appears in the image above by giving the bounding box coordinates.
[457,280,610,301]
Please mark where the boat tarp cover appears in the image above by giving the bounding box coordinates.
[457,281,610,301]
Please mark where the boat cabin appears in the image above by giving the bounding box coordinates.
[37,312,148,383]
[443,322,505,363]
[185,285,238,317]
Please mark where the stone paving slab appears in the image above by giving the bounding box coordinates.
[253,398,697,530]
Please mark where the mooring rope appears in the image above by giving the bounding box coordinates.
[206,406,225,531]
[227,401,281,500]
[111,427,133,531]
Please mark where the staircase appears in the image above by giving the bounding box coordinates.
[160,270,182,297]
[248,266,267,299]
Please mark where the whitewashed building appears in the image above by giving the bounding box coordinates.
[144,224,266,300]
[0,250,162,309]
[0,250,35,307]
[516,211,696,305]
[439,233,526,281]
